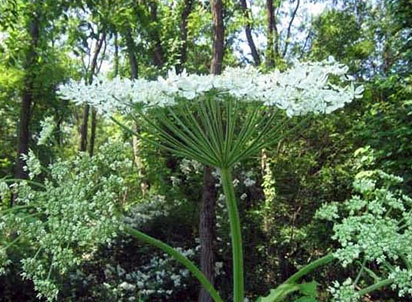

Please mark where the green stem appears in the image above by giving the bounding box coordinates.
[284,253,335,284]
[3,178,46,189]
[258,254,335,302]
[0,204,34,215]
[123,226,223,302]
[358,279,392,296]
[354,258,367,286]
[3,235,22,251]
[220,168,244,302]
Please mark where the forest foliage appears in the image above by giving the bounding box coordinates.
[0,0,412,301]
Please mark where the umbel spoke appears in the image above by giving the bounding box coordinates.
[135,96,295,170]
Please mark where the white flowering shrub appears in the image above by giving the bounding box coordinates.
[55,192,200,302]
[316,170,412,300]
[121,248,194,300]
[0,142,132,301]
[124,195,174,229]
[65,247,197,302]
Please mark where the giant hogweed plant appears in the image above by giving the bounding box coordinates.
[58,58,362,302]
[0,58,374,301]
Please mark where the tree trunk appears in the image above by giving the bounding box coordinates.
[176,0,194,73]
[114,31,119,77]
[148,2,165,67]
[198,166,217,302]
[15,11,40,180]
[124,26,149,196]
[125,28,139,79]
[265,0,280,68]
[78,105,89,152]
[282,0,300,57]
[210,0,224,75]
[199,2,225,302]
[88,32,106,157]
[78,31,106,153]
[266,0,276,68]
[239,0,260,66]
[88,108,97,156]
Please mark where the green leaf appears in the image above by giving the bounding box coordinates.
[256,283,300,302]
[298,281,318,297]
[293,296,317,302]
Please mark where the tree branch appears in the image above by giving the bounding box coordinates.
[283,0,301,57]
[239,0,260,66]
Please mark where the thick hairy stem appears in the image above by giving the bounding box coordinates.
[123,226,223,302]
[220,168,244,302]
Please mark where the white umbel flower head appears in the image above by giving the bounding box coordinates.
[58,57,363,117]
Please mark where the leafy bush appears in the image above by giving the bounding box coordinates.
[0,142,132,300]
[316,170,412,301]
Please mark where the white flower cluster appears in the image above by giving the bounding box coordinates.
[0,142,132,301]
[167,159,204,187]
[124,195,176,228]
[59,57,363,117]
[37,116,55,146]
[0,180,10,201]
[21,150,42,179]
[315,202,339,221]
[114,249,195,300]
[66,240,210,301]
[179,159,203,176]
[0,247,11,276]
[242,170,256,188]
[328,278,360,302]
[389,267,412,297]
[316,170,412,299]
